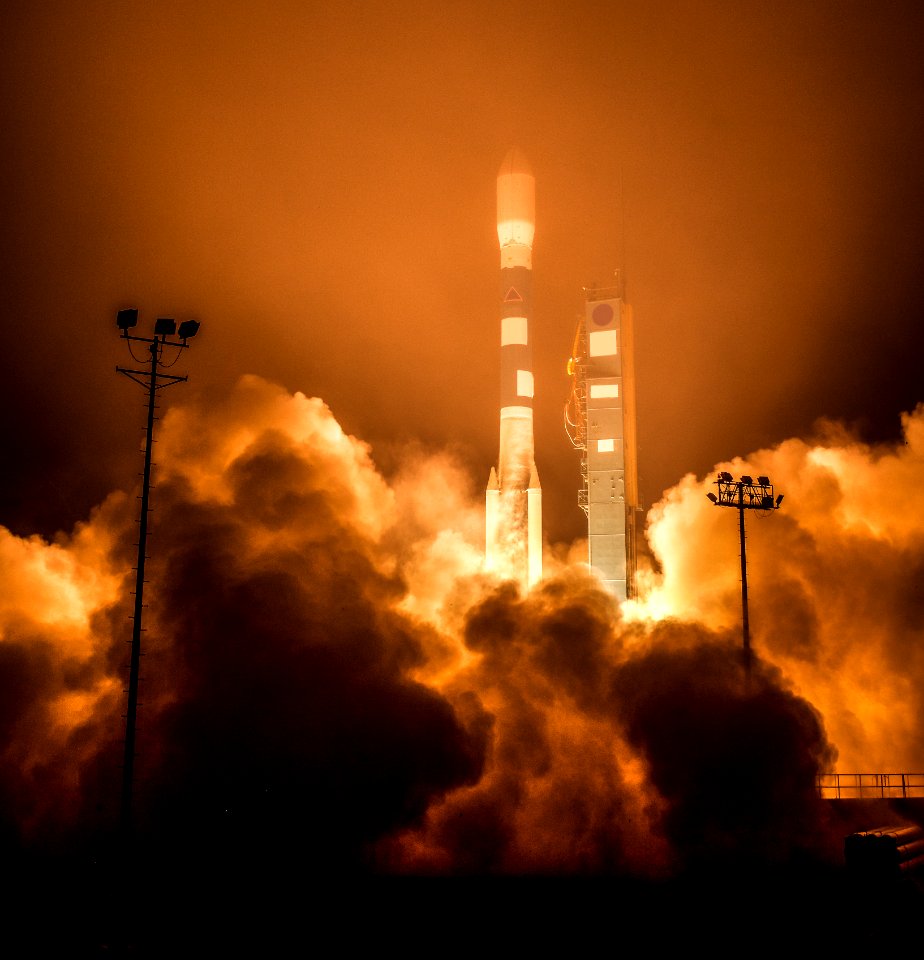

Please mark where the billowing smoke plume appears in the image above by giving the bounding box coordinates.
[0,492,129,848]
[637,406,924,773]
[0,376,921,877]
[379,580,835,874]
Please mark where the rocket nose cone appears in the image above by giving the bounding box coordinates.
[497,147,535,244]
[498,147,533,180]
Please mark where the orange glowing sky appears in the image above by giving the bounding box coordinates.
[0,1,921,548]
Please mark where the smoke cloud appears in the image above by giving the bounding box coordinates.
[638,405,924,773]
[0,378,922,888]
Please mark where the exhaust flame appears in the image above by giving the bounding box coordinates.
[0,377,921,878]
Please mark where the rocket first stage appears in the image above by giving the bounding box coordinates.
[486,149,542,588]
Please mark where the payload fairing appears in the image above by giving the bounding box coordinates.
[485,149,542,588]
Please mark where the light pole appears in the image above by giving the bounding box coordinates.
[115,308,200,839]
[707,472,783,677]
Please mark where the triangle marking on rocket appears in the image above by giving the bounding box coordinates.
[503,287,523,303]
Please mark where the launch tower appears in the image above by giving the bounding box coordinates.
[486,149,542,588]
[564,283,639,600]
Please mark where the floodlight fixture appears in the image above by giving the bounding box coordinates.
[706,470,784,679]
[178,319,200,340]
[117,308,139,330]
[154,317,177,337]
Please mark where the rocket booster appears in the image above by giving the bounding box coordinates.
[486,149,542,588]
[497,148,535,480]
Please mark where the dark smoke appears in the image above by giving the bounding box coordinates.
[137,431,488,870]
[609,624,838,871]
[380,571,841,880]
[0,381,492,877]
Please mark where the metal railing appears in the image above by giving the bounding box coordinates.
[818,773,924,799]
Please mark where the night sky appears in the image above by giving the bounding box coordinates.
[1,1,921,544]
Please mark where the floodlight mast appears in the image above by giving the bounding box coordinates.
[707,473,782,679]
[115,309,199,840]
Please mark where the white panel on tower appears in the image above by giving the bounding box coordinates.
[590,383,619,399]
[589,330,618,356]
[517,370,534,398]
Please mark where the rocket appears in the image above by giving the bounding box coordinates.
[485,149,542,588]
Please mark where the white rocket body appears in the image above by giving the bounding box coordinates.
[486,149,542,588]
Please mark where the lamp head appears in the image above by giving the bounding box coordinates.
[177,319,200,340]
[154,317,177,337]
[116,308,138,330]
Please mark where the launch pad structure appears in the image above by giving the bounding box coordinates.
[565,283,640,601]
